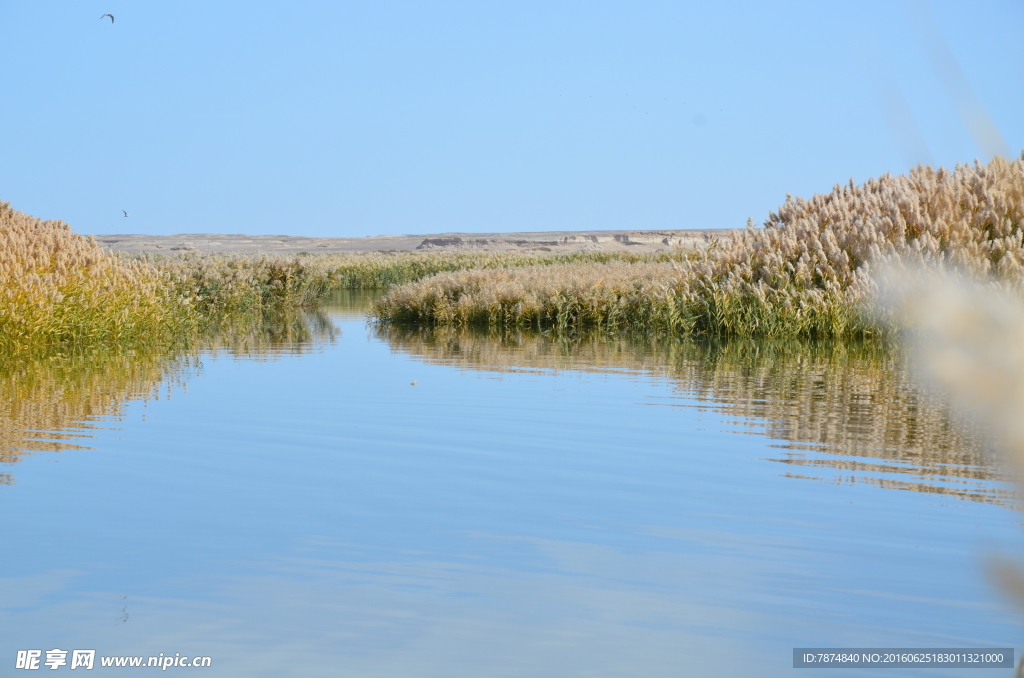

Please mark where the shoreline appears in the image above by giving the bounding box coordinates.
[90,228,738,255]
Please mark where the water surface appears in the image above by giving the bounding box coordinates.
[1,291,1021,676]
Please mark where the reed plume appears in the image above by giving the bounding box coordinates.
[374,153,1024,337]
[0,202,190,351]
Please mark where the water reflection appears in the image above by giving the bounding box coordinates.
[378,326,1009,507]
[200,305,339,358]
[2,289,1008,507]
[2,294,1018,674]
[0,306,338,478]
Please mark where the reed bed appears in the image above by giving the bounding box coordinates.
[9,151,1024,347]
[149,253,339,316]
[0,199,651,352]
[1,201,670,352]
[317,249,676,288]
[142,248,679,313]
[374,153,1024,337]
[5,200,647,351]
[0,202,191,351]
[0,200,366,352]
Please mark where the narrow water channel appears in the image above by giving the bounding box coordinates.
[1,291,1020,676]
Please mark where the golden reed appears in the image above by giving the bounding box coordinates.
[374,154,1024,337]
[0,202,186,351]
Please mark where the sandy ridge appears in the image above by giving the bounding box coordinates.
[91,229,737,255]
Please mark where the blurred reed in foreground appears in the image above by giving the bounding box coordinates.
[880,268,1024,637]
[374,153,1024,337]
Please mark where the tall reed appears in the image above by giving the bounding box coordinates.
[142,248,681,311]
[0,202,191,351]
[2,196,670,352]
[374,154,1024,337]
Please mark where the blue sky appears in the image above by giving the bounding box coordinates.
[1,1,1022,237]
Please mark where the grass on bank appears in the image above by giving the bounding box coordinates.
[373,153,1024,337]
[0,203,352,351]
[145,248,683,314]
[0,202,193,352]
[6,151,1024,349]
[0,201,672,351]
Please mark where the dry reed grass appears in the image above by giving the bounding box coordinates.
[2,196,665,352]
[374,153,1024,337]
[10,151,1024,347]
[0,202,189,351]
[142,249,679,314]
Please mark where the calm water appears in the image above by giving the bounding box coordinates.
[1,291,1022,676]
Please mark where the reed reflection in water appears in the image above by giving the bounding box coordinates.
[378,325,1007,507]
[0,306,338,482]
[2,292,1019,676]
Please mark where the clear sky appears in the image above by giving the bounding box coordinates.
[2,1,1022,237]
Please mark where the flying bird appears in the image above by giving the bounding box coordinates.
[121,210,129,217]
[100,13,114,23]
